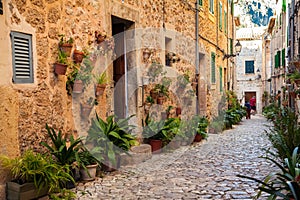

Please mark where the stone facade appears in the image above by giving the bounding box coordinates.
[0,0,236,198]
[235,27,265,114]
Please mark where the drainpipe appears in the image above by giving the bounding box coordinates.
[124,27,128,117]
[195,1,199,75]
[195,0,199,115]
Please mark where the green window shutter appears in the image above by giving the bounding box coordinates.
[211,52,216,83]
[224,11,227,34]
[10,31,34,83]
[282,0,286,12]
[219,67,223,92]
[278,51,281,67]
[231,0,234,15]
[282,49,285,67]
[219,2,222,30]
[199,0,203,6]
[230,39,233,54]
[245,60,254,74]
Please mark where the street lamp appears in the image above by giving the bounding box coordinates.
[223,40,242,60]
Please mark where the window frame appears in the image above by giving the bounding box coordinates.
[211,52,216,84]
[219,2,222,30]
[11,31,34,84]
[245,60,255,74]
[209,0,214,14]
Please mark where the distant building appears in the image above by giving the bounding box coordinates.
[235,27,266,114]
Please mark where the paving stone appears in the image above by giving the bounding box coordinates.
[73,115,277,199]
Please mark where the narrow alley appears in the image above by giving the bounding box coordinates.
[74,115,276,200]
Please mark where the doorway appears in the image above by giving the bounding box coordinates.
[244,91,256,103]
[112,16,134,119]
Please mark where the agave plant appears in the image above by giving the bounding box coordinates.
[86,114,138,165]
[238,147,300,199]
[40,124,83,166]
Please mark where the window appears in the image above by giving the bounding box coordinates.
[275,51,281,68]
[199,0,203,6]
[282,48,285,67]
[219,2,222,30]
[245,60,254,74]
[229,38,233,54]
[224,11,227,34]
[209,0,214,14]
[11,31,34,83]
[219,67,223,92]
[211,52,216,83]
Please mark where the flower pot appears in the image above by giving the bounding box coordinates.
[150,89,158,101]
[73,80,83,94]
[157,96,164,105]
[81,103,93,119]
[6,182,48,200]
[54,63,68,75]
[59,43,73,57]
[149,139,162,154]
[176,107,181,116]
[73,50,85,64]
[95,84,106,96]
[80,164,98,181]
[193,134,203,142]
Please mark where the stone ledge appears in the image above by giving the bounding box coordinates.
[120,144,152,166]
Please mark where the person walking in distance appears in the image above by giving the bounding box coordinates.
[244,101,251,119]
[250,96,256,114]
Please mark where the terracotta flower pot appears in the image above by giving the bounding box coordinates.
[59,43,73,57]
[73,80,83,94]
[157,96,164,105]
[95,84,106,96]
[80,164,98,181]
[193,134,202,142]
[176,107,181,116]
[54,63,68,75]
[149,139,162,154]
[73,50,85,64]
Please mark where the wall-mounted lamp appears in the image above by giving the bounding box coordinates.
[223,40,242,60]
[256,68,260,73]
[0,0,3,15]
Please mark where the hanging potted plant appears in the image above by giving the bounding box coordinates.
[54,50,68,75]
[95,71,109,97]
[58,34,74,57]
[73,48,88,64]
[144,96,154,114]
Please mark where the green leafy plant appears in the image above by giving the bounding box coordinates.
[95,71,109,85]
[238,147,300,199]
[142,119,170,141]
[86,114,138,165]
[154,83,169,98]
[57,50,68,64]
[58,34,74,46]
[0,150,74,195]
[40,124,83,167]
[145,96,154,104]
[288,70,300,83]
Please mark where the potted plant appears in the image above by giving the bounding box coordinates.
[78,149,101,181]
[288,70,300,85]
[144,96,154,114]
[95,31,107,44]
[58,34,74,57]
[54,50,68,75]
[176,107,182,116]
[194,116,209,142]
[166,105,173,119]
[142,119,170,154]
[86,113,138,171]
[73,48,88,64]
[154,84,169,105]
[0,150,74,200]
[95,71,109,97]
[40,124,84,187]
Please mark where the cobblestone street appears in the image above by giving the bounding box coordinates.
[75,115,276,199]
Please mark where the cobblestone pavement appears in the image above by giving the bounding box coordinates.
[75,115,277,199]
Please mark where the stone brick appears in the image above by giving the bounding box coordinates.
[47,7,60,23]
[25,8,46,33]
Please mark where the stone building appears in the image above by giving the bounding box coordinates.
[0,0,237,197]
[235,27,265,114]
